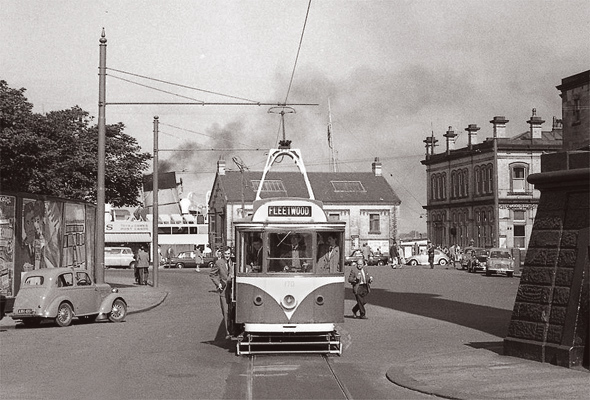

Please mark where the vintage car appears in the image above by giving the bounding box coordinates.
[166,251,215,269]
[405,249,450,266]
[486,248,515,277]
[461,247,489,273]
[9,267,127,327]
[104,246,136,269]
[344,250,389,266]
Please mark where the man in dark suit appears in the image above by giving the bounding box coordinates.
[247,237,263,272]
[281,233,308,272]
[209,246,234,339]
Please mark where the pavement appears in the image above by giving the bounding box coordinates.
[2,270,588,400]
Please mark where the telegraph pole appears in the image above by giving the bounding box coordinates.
[96,29,107,284]
[152,116,159,287]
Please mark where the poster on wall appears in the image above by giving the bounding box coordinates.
[0,195,16,297]
[21,199,63,271]
[64,202,86,268]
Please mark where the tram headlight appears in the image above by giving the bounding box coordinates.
[253,295,263,306]
[315,295,324,305]
[281,294,297,310]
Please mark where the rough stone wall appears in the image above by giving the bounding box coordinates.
[504,153,589,368]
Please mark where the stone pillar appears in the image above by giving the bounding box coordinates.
[503,151,589,368]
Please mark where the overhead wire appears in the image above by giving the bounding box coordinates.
[107,67,260,103]
[282,0,312,105]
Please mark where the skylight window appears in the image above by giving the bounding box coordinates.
[331,181,366,192]
[251,180,286,192]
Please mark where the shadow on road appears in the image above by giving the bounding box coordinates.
[346,288,512,338]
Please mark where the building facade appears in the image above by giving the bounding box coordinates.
[421,111,563,251]
[208,157,401,256]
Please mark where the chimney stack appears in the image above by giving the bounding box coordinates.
[527,108,545,139]
[465,124,480,148]
[372,157,382,176]
[490,116,509,138]
[217,157,226,176]
[443,126,457,153]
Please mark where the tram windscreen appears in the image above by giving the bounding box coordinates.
[239,230,343,274]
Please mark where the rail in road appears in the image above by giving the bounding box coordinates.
[232,354,353,400]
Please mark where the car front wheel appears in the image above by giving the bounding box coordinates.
[55,302,74,327]
[108,299,127,322]
[377,260,385,266]
[176,263,184,268]
[409,259,418,266]
[438,259,448,266]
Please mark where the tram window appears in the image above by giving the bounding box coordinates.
[244,232,264,273]
[268,232,313,273]
[316,232,343,273]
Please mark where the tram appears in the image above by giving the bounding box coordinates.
[231,145,345,355]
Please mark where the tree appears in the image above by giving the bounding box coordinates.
[0,80,151,206]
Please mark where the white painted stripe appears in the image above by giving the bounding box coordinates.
[244,323,335,333]
[236,276,343,319]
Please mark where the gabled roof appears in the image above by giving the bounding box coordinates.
[215,171,400,205]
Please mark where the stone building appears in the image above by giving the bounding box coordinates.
[420,112,563,252]
[504,70,589,368]
[208,157,400,256]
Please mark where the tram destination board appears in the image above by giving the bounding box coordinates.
[267,205,312,217]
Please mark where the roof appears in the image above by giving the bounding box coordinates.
[422,128,563,165]
[215,171,401,205]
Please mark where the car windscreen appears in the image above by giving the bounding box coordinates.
[490,251,511,259]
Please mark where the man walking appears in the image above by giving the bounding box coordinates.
[209,246,234,339]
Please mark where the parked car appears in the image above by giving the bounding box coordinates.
[486,248,515,277]
[104,247,136,269]
[344,250,389,266]
[9,267,127,327]
[167,251,215,269]
[461,247,489,273]
[405,249,450,266]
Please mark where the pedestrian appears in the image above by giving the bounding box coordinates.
[362,243,371,261]
[166,247,175,268]
[194,245,203,272]
[389,241,400,269]
[209,246,234,339]
[348,257,373,319]
[449,244,457,269]
[427,241,435,269]
[136,245,150,285]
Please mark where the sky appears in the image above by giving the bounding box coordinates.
[2,0,589,234]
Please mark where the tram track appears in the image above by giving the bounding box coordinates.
[243,354,354,400]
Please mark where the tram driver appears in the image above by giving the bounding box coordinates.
[247,236,263,273]
[280,233,310,272]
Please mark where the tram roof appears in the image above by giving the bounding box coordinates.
[215,171,401,205]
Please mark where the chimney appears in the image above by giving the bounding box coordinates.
[371,157,382,176]
[527,108,545,139]
[465,124,480,148]
[490,116,509,138]
[217,157,226,176]
[443,126,458,153]
[423,135,438,158]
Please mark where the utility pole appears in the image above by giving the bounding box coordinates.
[152,116,159,287]
[96,29,107,284]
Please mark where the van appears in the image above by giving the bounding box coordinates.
[104,247,136,269]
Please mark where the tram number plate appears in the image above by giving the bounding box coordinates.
[284,280,295,288]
